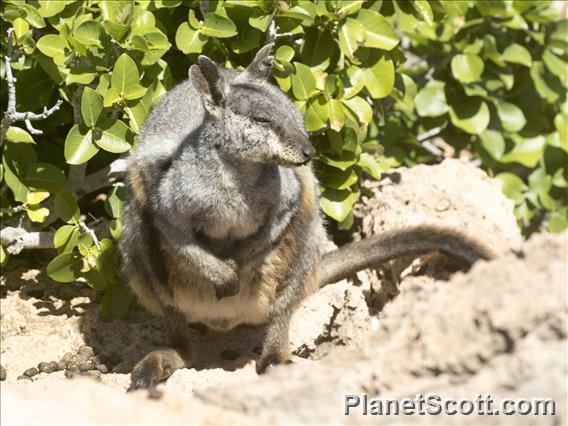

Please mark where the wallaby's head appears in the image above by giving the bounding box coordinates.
[189,44,315,166]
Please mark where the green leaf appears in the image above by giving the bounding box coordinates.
[548,210,568,233]
[319,188,359,222]
[291,62,318,101]
[414,0,434,25]
[37,0,68,17]
[74,21,104,47]
[363,54,395,99]
[449,97,490,135]
[93,119,131,153]
[338,18,365,63]
[175,23,207,54]
[36,34,68,59]
[249,12,272,32]
[328,99,345,132]
[5,127,34,144]
[12,18,29,40]
[27,205,50,223]
[100,280,134,321]
[358,153,382,179]
[357,9,399,51]
[276,45,295,64]
[319,166,358,190]
[24,163,66,192]
[554,111,568,151]
[112,54,139,96]
[341,96,372,125]
[81,87,104,127]
[54,191,80,224]
[1,246,6,266]
[495,101,526,133]
[415,80,448,117]
[201,13,237,38]
[451,54,484,83]
[317,153,358,171]
[105,186,126,219]
[54,225,80,253]
[530,62,560,104]
[47,252,81,283]
[542,49,568,87]
[500,135,546,167]
[64,124,99,165]
[502,43,532,67]
[304,96,328,132]
[496,172,525,201]
[26,191,50,205]
[479,129,505,160]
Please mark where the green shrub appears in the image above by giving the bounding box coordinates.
[1,1,566,319]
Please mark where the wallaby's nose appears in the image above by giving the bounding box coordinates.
[302,144,315,161]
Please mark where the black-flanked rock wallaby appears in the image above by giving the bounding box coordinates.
[120,44,494,390]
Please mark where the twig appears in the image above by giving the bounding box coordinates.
[0,205,26,215]
[0,28,63,145]
[79,221,101,250]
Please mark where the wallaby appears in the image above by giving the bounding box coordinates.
[119,44,494,390]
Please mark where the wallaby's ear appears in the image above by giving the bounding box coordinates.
[245,43,274,81]
[189,55,225,111]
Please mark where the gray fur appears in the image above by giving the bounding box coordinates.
[120,46,492,390]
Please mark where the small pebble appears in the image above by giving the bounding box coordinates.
[79,362,94,372]
[65,361,78,371]
[24,367,39,377]
[148,388,163,400]
[65,367,79,379]
[95,364,109,374]
[81,370,101,380]
[0,366,6,381]
[78,345,95,360]
[57,360,66,371]
[37,362,49,373]
[17,375,32,381]
[61,352,74,363]
[48,361,60,372]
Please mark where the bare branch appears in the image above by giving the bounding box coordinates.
[1,220,112,253]
[77,158,128,197]
[0,227,54,254]
[0,28,64,145]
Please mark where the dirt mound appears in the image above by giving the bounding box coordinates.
[1,160,565,425]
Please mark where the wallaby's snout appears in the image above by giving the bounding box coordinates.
[300,138,315,164]
[279,129,315,166]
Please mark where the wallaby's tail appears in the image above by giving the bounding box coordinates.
[319,225,495,287]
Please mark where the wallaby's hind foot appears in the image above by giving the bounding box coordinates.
[256,351,292,375]
[128,307,194,391]
[128,348,186,391]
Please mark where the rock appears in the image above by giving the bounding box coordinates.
[79,362,94,372]
[78,345,95,361]
[0,366,6,381]
[95,364,109,374]
[23,368,38,378]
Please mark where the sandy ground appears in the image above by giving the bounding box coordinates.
[1,159,566,424]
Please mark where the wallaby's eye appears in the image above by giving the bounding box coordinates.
[252,116,271,124]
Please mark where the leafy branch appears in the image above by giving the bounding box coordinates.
[0,28,63,145]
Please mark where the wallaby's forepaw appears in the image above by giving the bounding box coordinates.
[256,352,292,375]
[128,349,184,391]
[214,279,240,300]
